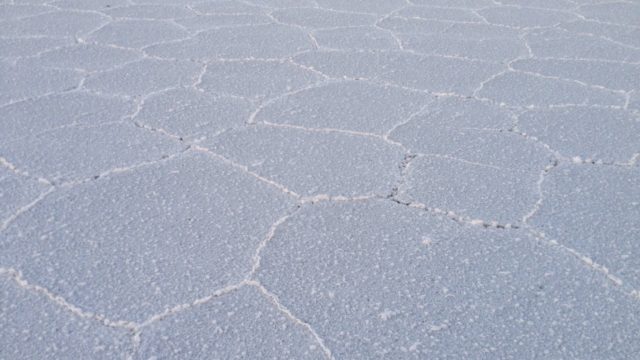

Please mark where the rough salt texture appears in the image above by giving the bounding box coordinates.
[1,1,639,359]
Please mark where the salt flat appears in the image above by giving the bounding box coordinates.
[1,0,639,359]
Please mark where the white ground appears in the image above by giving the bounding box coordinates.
[1,0,640,359]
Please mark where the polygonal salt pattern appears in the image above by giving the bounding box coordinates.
[512,58,639,92]
[174,13,272,33]
[137,286,326,359]
[525,28,640,62]
[144,24,313,60]
[312,27,399,51]
[134,88,252,141]
[271,7,377,28]
[190,1,266,15]
[0,37,74,61]
[0,272,131,359]
[50,0,130,11]
[0,166,51,225]
[103,4,196,20]
[478,6,578,28]
[0,10,108,37]
[476,71,625,107]
[254,81,431,133]
[1,0,639,358]
[294,50,504,95]
[0,122,186,183]
[578,2,640,27]
[0,153,295,323]
[398,33,527,63]
[84,19,190,48]
[518,108,640,164]
[314,0,406,15]
[205,125,405,198]
[18,44,142,72]
[529,165,640,289]
[396,6,484,23]
[0,92,134,142]
[83,59,201,97]
[257,201,640,359]
[198,59,323,100]
[559,19,640,49]
[1,62,82,106]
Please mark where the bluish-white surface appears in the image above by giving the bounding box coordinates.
[1,0,639,359]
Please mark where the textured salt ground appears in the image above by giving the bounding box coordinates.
[1,1,639,359]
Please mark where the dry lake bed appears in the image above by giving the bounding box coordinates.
[1,0,639,359]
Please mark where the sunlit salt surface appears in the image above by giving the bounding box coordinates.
[1,1,639,359]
